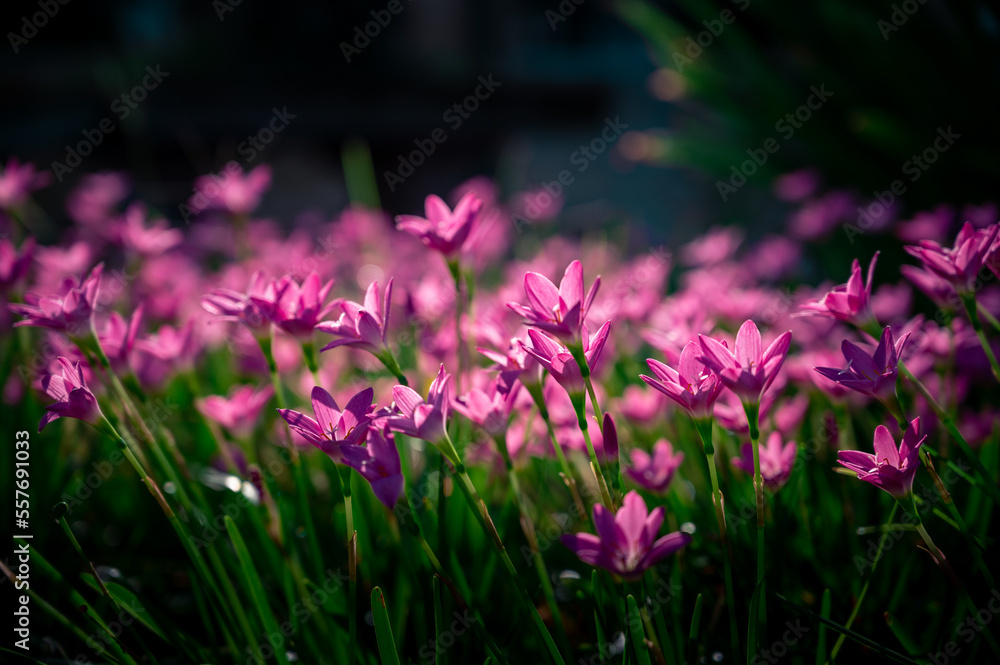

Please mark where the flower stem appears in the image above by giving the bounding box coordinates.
[447,259,467,392]
[571,393,614,510]
[302,339,322,386]
[526,379,589,521]
[961,293,1000,384]
[977,300,1000,334]
[743,401,767,639]
[693,418,740,662]
[829,502,898,662]
[440,430,567,665]
[377,349,409,386]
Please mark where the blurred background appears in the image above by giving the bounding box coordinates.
[2,0,999,250]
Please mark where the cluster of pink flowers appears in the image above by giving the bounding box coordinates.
[4,156,999,584]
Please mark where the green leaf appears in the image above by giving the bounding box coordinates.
[626,594,652,665]
[816,588,831,665]
[688,593,703,665]
[372,587,402,665]
[224,516,291,665]
[747,579,764,663]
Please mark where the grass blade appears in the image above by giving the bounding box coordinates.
[372,586,402,665]
[626,594,652,665]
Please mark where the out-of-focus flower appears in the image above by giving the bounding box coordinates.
[97,305,143,374]
[278,387,374,459]
[317,279,393,356]
[341,426,404,508]
[814,327,910,407]
[680,226,742,267]
[520,322,611,395]
[118,203,183,256]
[478,335,537,393]
[799,253,878,326]
[202,270,273,335]
[508,259,601,342]
[617,384,665,425]
[396,192,481,257]
[0,237,34,292]
[698,320,792,405]
[732,432,796,490]
[189,163,272,217]
[382,364,451,442]
[136,320,200,372]
[641,340,724,420]
[895,205,953,244]
[838,418,925,499]
[788,191,857,241]
[560,491,691,580]
[250,272,336,341]
[905,222,999,294]
[871,283,912,324]
[901,265,955,308]
[773,169,820,202]
[38,357,106,433]
[9,264,103,336]
[452,379,521,434]
[198,384,274,438]
[0,158,50,209]
[66,172,129,228]
[625,440,684,494]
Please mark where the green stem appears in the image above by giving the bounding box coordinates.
[331,465,357,665]
[377,349,409,386]
[526,380,589,520]
[962,293,1000,383]
[447,259,466,392]
[570,392,614,510]
[302,339,322,386]
[977,301,1000,334]
[743,401,767,643]
[694,418,740,662]
[829,503,898,662]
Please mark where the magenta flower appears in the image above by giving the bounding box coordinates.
[341,426,404,509]
[641,341,724,420]
[189,164,272,217]
[136,320,200,372]
[382,364,451,442]
[277,386,374,458]
[601,412,620,462]
[452,379,521,434]
[732,432,797,490]
[814,327,910,405]
[9,264,103,336]
[905,222,1000,294]
[625,440,684,494]
[0,158,50,209]
[0,237,34,292]
[799,253,879,326]
[202,270,273,334]
[198,384,274,438]
[477,334,538,394]
[560,491,691,580]
[507,260,601,342]
[838,418,926,499]
[250,272,337,341]
[395,192,482,257]
[118,203,183,256]
[317,278,393,355]
[38,357,106,433]
[519,322,611,395]
[697,320,792,405]
[97,305,144,374]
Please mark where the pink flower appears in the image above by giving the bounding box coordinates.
[250,272,337,341]
[697,320,792,405]
[202,270,274,334]
[0,158,50,209]
[9,264,103,336]
[189,164,272,217]
[452,379,521,434]
[507,260,601,342]
[382,364,451,442]
[560,491,691,580]
[799,253,879,326]
[0,237,34,292]
[395,192,482,257]
[477,333,538,394]
[680,226,743,267]
[838,418,926,499]
[317,279,393,356]
[814,327,910,405]
[277,387,374,459]
[641,340,724,420]
[38,357,105,433]
[97,305,144,374]
[117,203,183,256]
[198,384,274,438]
[905,222,999,294]
[66,172,129,228]
[520,322,611,395]
[625,440,684,494]
[732,432,797,490]
[341,426,404,509]
[136,320,200,372]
